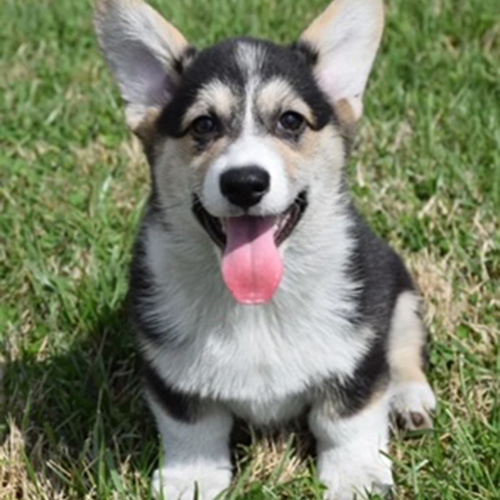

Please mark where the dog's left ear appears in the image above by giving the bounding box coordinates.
[300,0,384,125]
[94,0,191,137]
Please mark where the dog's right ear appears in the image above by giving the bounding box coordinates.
[94,0,191,136]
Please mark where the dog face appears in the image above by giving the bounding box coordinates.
[95,0,384,304]
[159,40,334,217]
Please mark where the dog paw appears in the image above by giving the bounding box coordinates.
[323,474,394,499]
[320,457,393,500]
[152,465,230,500]
[324,481,393,500]
[391,381,436,430]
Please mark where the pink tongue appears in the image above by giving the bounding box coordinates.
[222,216,283,304]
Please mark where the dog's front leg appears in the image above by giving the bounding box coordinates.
[148,396,233,500]
[309,391,394,500]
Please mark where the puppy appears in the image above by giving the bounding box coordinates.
[95,0,436,498]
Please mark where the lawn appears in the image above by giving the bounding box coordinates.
[0,0,498,499]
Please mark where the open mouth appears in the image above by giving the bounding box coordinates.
[192,191,307,305]
[192,190,308,249]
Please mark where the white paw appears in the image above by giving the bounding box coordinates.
[152,465,231,500]
[321,458,394,500]
[391,381,437,430]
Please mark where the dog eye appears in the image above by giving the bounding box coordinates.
[278,111,305,133]
[191,116,218,136]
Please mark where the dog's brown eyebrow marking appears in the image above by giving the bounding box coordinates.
[181,80,239,129]
[255,78,315,126]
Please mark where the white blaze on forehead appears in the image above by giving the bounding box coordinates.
[202,135,291,216]
[236,42,266,135]
[182,80,238,129]
[235,41,265,76]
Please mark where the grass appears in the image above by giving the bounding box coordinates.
[0,0,498,498]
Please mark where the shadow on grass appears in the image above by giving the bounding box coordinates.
[2,303,159,497]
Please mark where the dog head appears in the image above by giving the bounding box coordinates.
[95,0,384,304]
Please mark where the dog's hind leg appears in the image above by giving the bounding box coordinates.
[388,291,437,430]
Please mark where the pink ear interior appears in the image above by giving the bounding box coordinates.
[95,0,189,126]
[112,41,174,108]
[300,0,384,120]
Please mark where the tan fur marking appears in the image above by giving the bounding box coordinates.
[182,82,238,130]
[388,291,428,384]
[268,138,299,177]
[300,124,341,165]
[266,124,342,180]
[364,379,391,410]
[335,98,357,135]
[256,80,314,125]
[190,137,232,174]
[132,107,161,143]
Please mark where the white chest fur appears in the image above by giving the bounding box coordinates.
[140,217,369,424]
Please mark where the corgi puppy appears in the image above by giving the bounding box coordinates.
[95,0,436,498]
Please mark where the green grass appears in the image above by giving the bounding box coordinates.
[0,0,498,498]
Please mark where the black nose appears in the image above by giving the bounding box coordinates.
[220,166,270,209]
